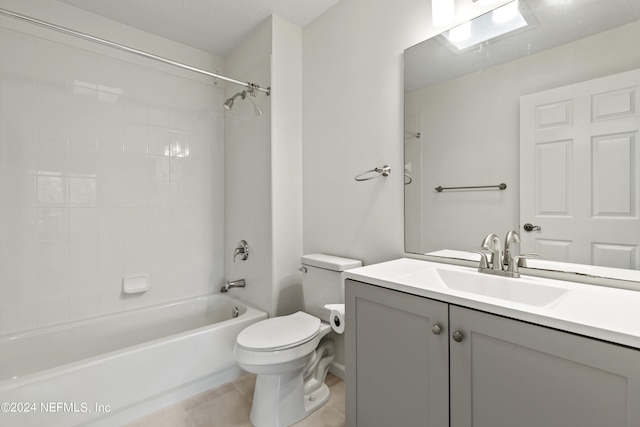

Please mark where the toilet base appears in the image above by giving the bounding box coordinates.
[249,372,331,427]
[248,338,335,427]
[304,382,330,414]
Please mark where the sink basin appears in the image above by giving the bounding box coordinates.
[400,267,569,307]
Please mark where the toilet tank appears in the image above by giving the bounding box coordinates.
[301,254,362,322]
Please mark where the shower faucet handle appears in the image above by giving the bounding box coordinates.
[233,240,249,263]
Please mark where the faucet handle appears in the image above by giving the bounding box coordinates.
[472,250,490,269]
[233,240,249,263]
[515,253,540,268]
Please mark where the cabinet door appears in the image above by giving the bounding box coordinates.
[450,305,640,427]
[345,280,449,427]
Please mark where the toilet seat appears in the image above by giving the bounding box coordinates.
[236,311,321,351]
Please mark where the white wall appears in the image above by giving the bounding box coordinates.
[271,16,304,316]
[224,16,304,317]
[301,0,501,264]
[224,18,274,315]
[0,0,225,333]
[302,0,640,264]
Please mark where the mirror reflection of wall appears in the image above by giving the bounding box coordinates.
[404,0,640,279]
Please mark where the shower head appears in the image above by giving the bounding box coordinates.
[223,91,246,111]
[223,88,264,116]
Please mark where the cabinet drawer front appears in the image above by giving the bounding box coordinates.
[450,306,640,427]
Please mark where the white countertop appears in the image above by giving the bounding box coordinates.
[344,258,640,349]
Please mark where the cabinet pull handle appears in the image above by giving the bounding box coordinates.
[432,323,443,335]
[452,330,464,342]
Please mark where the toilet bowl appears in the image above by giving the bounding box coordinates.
[234,312,335,427]
[233,254,362,427]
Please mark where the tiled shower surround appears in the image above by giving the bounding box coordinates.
[0,24,225,334]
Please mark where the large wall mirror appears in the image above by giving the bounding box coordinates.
[404,0,640,283]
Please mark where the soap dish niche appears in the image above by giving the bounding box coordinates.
[122,274,150,294]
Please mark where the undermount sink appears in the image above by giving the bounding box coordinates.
[401,267,569,307]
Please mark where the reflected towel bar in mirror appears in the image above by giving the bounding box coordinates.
[435,183,507,192]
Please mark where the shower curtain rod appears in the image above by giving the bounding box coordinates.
[0,7,271,96]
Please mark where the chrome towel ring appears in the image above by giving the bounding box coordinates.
[355,165,391,181]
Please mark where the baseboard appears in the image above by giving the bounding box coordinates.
[329,361,345,380]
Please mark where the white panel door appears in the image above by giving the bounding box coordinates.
[520,68,640,268]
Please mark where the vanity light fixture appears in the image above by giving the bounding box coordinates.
[442,0,527,50]
[492,0,520,23]
[432,0,455,27]
[448,21,472,43]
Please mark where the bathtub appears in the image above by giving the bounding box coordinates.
[0,294,267,427]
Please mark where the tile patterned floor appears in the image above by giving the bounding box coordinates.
[123,373,345,427]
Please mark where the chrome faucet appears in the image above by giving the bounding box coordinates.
[480,233,503,272]
[503,230,521,272]
[478,232,518,278]
[221,279,246,293]
[233,240,249,263]
[477,231,539,278]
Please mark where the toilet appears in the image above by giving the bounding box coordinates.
[233,254,362,427]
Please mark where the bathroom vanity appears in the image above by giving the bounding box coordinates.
[344,259,640,427]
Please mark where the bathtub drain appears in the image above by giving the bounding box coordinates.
[232,306,240,318]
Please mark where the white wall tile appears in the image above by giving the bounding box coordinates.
[37,269,69,303]
[98,207,125,236]
[68,295,99,320]
[37,144,68,176]
[124,180,148,207]
[69,117,98,148]
[98,236,125,266]
[69,207,97,238]
[124,123,148,153]
[0,20,224,334]
[37,207,68,240]
[69,238,99,269]
[36,240,70,271]
[148,128,172,156]
[68,266,99,298]
[69,146,98,177]
[69,177,97,207]
[98,119,125,151]
[124,151,149,180]
[35,112,68,146]
[97,179,125,207]
[97,150,125,180]
[37,175,68,207]
[97,264,124,294]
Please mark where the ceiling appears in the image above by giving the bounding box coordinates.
[57,0,340,56]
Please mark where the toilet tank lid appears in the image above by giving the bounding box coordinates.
[301,254,362,271]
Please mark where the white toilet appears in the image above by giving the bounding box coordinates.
[233,254,362,427]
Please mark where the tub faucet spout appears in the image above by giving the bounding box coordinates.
[221,279,246,293]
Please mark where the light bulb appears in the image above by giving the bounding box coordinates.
[432,0,455,28]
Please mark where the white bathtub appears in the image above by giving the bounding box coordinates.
[0,294,267,427]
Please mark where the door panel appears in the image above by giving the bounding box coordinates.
[520,68,640,268]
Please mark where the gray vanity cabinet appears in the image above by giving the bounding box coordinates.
[449,305,640,427]
[345,279,640,427]
[345,279,449,427]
